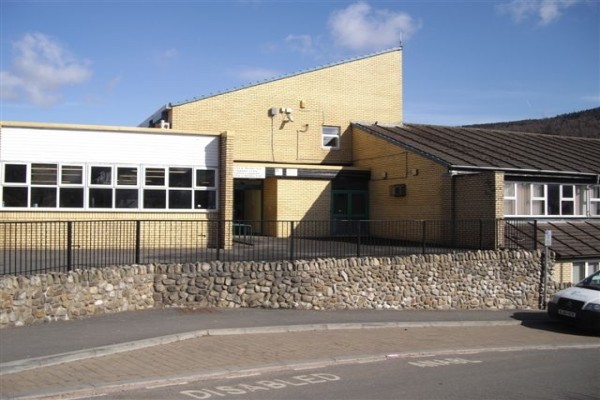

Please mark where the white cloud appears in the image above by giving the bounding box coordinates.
[328,2,418,52]
[0,32,92,107]
[498,0,580,25]
[285,34,316,55]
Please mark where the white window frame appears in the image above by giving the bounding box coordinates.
[572,260,600,282]
[193,168,217,210]
[590,185,600,216]
[0,162,218,212]
[322,126,341,150]
[503,182,589,217]
[503,182,517,216]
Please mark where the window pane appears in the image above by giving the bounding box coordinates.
[504,200,515,215]
[333,193,348,214]
[61,165,83,184]
[504,183,515,197]
[2,187,27,207]
[572,263,585,282]
[90,166,111,185]
[532,200,544,215]
[4,164,26,183]
[194,190,216,209]
[322,126,340,136]
[116,189,138,208]
[31,164,57,185]
[561,200,574,215]
[547,184,560,215]
[169,168,192,188]
[516,183,530,215]
[591,202,600,216]
[31,187,56,207]
[562,185,573,198]
[323,136,339,148]
[196,170,215,187]
[351,193,367,214]
[143,189,166,208]
[89,188,112,208]
[60,188,84,208]
[117,167,137,186]
[592,186,600,199]
[574,186,584,215]
[145,168,165,186]
[532,184,544,197]
[169,190,192,209]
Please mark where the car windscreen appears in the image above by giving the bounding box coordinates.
[576,271,600,291]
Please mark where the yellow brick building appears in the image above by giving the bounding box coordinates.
[2,46,599,282]
[142,48,403,233]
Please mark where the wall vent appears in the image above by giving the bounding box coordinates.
[390,184,407,197]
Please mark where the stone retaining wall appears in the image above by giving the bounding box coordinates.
[0,250,553,328]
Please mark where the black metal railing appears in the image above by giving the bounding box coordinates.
[0,219,537,276]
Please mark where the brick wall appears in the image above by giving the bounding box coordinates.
[353,126,451,221]
[171,49,402,165]
[454,171,504,220]
[262,178,331,236]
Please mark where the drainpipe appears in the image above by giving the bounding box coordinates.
[450,170,457,247]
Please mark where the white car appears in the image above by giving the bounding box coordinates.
[548,270,600,330]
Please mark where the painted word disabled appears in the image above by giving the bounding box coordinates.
[181,373,341,399]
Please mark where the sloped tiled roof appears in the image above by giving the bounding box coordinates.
[539,221,600,259]
[505,220,600,259]
[355,123,600,176]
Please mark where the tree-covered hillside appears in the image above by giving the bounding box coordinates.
[466,107,600,139]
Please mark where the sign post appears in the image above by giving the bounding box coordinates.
[543,230,552,309]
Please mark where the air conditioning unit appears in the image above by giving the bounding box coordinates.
[390,184,407,197]
[158,120,170,129]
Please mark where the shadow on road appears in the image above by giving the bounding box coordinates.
[511,311,600,337]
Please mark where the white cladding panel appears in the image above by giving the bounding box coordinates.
[0,127,219,167]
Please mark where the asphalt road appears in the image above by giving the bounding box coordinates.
[103,347,600,400]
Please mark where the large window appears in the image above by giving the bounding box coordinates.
[572,260,600,283]
[322,126,340,149]
[1,162,217,211]
[592,186,600,216]
[503,182,593,217]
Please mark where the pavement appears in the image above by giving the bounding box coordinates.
[0,307,598,400]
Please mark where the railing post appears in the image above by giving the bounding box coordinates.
[421,220,427,255]
[216,221,221,261]
[356,220,362,258]
[67,221,73,271]
[135,220,141,264]
[533,220,538,251]
[289,221,295,261]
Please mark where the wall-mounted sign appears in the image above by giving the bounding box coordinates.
[233,166,266,179]
[286,169,298,177]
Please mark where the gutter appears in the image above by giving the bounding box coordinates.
[449,165,599,180]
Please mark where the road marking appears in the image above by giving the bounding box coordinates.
[146,381,189,389]
[180,373,340,399]
[408,357,483,368]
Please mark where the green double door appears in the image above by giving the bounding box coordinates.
[331,190,368,235]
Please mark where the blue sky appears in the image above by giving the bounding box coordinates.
[1,0,598,127]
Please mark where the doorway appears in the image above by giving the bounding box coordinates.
[234,179,263,235]
[331,190,368,235]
